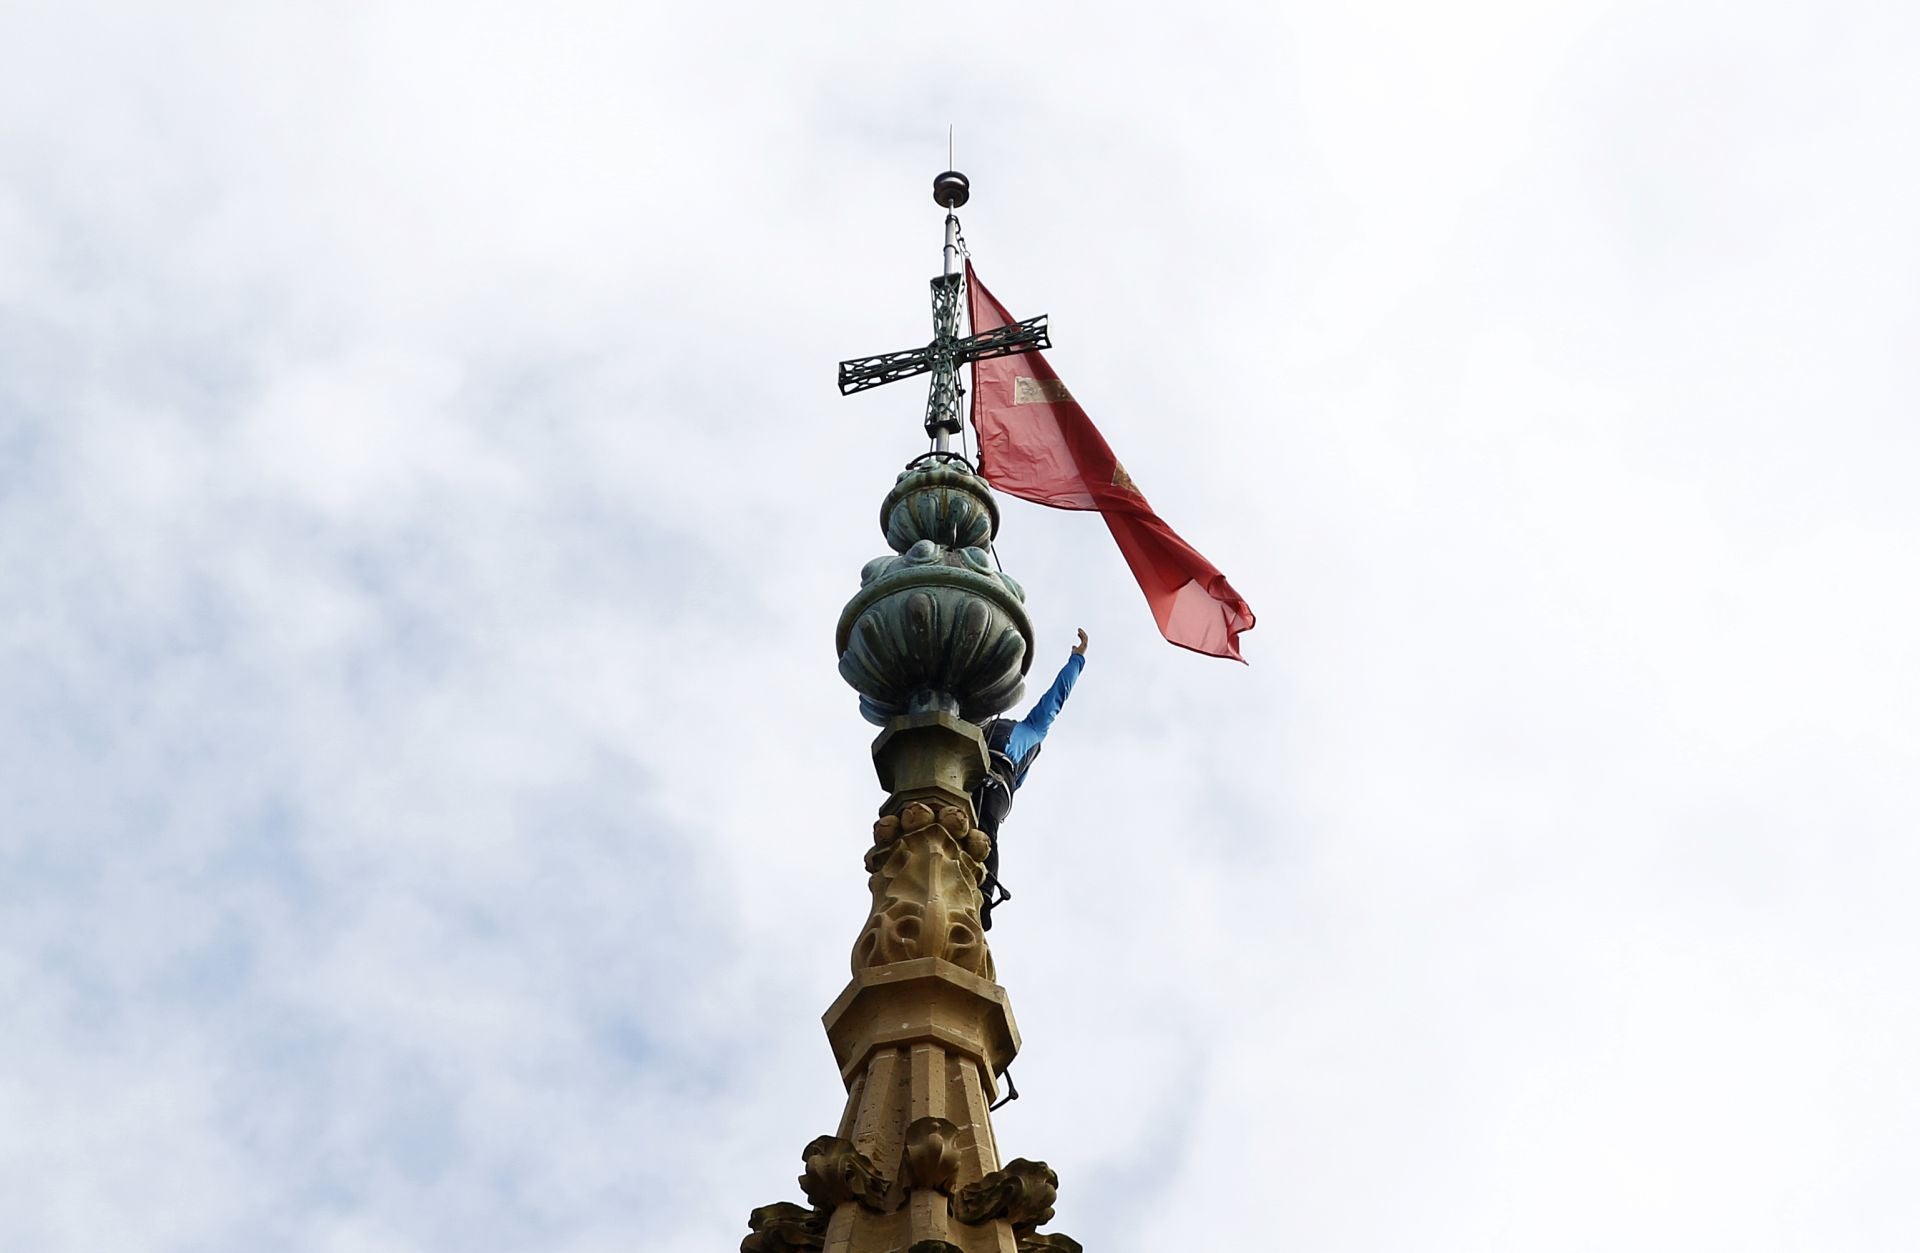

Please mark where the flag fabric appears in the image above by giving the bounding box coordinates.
[965,261,1256,661]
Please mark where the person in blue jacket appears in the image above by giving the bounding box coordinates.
[973,628,1088,929]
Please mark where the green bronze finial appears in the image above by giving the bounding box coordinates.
[836,455,1033,726]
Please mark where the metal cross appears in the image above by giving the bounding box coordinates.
[838,271,1050,444]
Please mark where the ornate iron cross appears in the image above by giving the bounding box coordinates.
[838,272,1049,443]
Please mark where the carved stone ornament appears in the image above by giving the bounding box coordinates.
[1014,1231,1084,1253]
[798,1135,891,1212]
[899,1115,962,1194]
[952,1157,1059,1228]
[901,1242,966,1253]
[740,1201,827,1253]
[854,803,993,978]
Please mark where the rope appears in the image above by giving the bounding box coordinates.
[956,221,974,463]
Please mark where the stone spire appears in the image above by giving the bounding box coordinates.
[738,177,1082,1253]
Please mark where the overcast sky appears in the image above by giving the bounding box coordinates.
[3,2,1917,1251]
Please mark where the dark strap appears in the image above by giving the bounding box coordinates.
[989,1064,1019,1110]
[1006,741,1042,789]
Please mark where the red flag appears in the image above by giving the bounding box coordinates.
[965,261,1256,661]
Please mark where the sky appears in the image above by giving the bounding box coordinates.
[2,2,1917,1250]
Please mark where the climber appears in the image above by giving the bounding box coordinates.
[972,628,1088,929]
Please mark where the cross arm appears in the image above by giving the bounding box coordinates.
[838,346,936,396]
[953,314,1050,365]
[836,314,1049,397]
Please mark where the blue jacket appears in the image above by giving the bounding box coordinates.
[1003,651,1085,783]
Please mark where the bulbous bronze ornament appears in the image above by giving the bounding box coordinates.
[838,456,1032,726]
[883,456,999,552]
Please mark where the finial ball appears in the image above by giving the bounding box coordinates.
[932,169,970,210]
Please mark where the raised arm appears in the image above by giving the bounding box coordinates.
[1016,630,1088,742]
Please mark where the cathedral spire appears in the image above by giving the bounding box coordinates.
[739,172,1082,1253]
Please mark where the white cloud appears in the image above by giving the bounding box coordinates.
[1,2,1916,1250]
